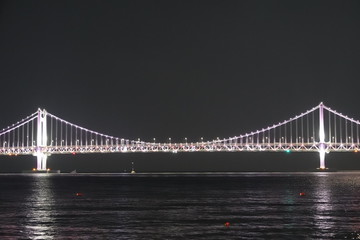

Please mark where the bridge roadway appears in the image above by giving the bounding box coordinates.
[1,142,359,155]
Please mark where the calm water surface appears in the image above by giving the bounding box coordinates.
[1,172,360,239]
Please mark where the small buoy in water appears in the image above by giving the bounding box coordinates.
[299,192,305,196]
[224,222,230,227]
[75,193,83,197]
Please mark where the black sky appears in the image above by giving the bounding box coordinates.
[1,0,360,172]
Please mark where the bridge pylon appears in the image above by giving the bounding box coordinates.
[35,109,48,170]
[318,102,327,169]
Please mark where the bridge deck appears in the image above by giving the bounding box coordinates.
[1,143,359,155]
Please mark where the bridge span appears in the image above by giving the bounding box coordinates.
[1,103,359,170]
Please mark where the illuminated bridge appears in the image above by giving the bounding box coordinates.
[1,103,359,171]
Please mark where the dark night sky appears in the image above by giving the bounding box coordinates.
[1,0,360,172]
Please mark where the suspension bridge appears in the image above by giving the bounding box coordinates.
[1,102,359,171]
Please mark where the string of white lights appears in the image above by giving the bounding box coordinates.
[323,105,360,125]
[46,112,152,146]
[0,115,37,137]
[213,104,320,144]
[0,111,38,134]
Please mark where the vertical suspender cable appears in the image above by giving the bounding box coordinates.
[8,130,10,148]
[75,127,77,147]
[351,121,354,145]
[307,114,309,143]
[328,110,331,142]
[17,126,19,147]
[273,128,275,145]
[357,122,359,145]
[290,121,293,145]
[32,118,34,147]
[55,118,58,146]
[340,117,342,144]
[27,121,29,147]
[312,111,315,143]
[345,119,348,144]
[60,121,63,146]
[334,114,337,145]
[279,125,281,144]
[65,123,68,146]
[13,127,15,147]
[22,123,24,147]
[301,116,303,144]
[70,125,72,146]
[296,118,298,144]
[50,117,53,146]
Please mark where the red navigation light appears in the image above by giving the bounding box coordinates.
[75,193,83,197]
[224,222,230,227]
[299,192,305,196]
[72,152,76,155]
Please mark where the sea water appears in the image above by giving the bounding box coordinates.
[0,172,360,239]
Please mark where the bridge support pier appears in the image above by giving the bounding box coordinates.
[318,103,327,169]
[36,152,48,170]
[36,109,48,171]
[319,144,326,169]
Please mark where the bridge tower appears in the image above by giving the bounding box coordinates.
[318,102,326,169]
[35,109,48,170]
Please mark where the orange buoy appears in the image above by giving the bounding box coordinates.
[224,222,230,227]
[299,192,305,196]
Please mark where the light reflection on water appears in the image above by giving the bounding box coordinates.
[23,174,56,239]
[0,172,360,239]
[313,173,334,233]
